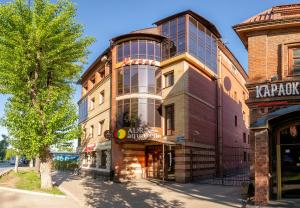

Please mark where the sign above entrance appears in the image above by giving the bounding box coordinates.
[105,127,162,142]
[256,82,300,98]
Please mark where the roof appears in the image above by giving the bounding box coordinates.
[233,4,300,48]
[154,10,222,38]
[238,4,300,26]
[111,27,166,44]
[79,47,110,83]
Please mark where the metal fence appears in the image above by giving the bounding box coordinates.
[196,146,250,186]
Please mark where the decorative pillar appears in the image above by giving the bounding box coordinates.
[254,128,269,206]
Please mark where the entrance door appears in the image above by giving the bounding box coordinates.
[281,144,300,198]
[146,145,163,179]
[145,145,175,180]
[275,125,300,199]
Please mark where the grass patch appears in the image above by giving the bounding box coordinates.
[0,170,64,195]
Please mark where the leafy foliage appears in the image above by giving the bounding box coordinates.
[0,0,94,158]
[0,135,9,160]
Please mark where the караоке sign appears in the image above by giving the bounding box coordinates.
[256,82,299,98]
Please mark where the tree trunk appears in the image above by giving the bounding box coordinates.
[14,155,19,173]
[29,159,34,168]
[40,149,53,189]
[35,156,40,173]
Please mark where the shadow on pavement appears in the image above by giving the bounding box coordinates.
[81,177,184,208]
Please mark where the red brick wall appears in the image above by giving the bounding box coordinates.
[187,67,217,145]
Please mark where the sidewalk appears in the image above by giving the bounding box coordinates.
[53,171,243,208]
[0,188,79,208]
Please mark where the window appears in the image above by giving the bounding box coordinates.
[90,98,95,110]
[117,98,162,128]
[100,70,105,79]
[89,125,94,138]
[117,65,161,96]
[124,42,130,59]
[243,133,246,143]
[116,40,161,62]
[235,115,237,127]
[90,77,95,87]
[188,16,217,73]
[117,44,123,62]
[98,120,104,136]
[100,91,104,105]
[243,152,247,162]
[161,17,186,60]
[165,104,175,136]
[164,71,174,88]
[290,48,300,75]
[243,91,246,101]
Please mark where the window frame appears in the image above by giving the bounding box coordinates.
[289,46,300,76]
[100,90,105,105]
[164,71,174,88]
[165,104,175,136]
[98,120,104,136]
[90,98,95,110]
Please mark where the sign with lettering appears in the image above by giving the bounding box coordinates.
[256,82,300,98]
[122,58,160,67]
[110,127,162,142]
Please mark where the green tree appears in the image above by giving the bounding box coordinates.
[0,135,9,160]
[0,0,94,189]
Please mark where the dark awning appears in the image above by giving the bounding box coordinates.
[251,105,300,129]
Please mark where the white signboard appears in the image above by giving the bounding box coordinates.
[256,82,300,98]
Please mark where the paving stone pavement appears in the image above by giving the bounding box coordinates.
[0,188,80,208]
[53,171,245,208]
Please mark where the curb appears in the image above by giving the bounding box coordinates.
[0,186,66,198]
[0,168,13,177]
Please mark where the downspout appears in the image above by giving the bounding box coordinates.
[216,46,223,177]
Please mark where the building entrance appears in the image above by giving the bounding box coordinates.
[145,145,175,180]
[273,125,300,199]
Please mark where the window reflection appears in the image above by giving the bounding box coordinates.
[117,98,162,128]
[117,65,161,96]
[117,40,161,62]
[188,16,217,73]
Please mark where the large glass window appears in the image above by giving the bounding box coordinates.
[161,17,186,59]
[124,42,130,59]
[117,65,161,96]
[117,98,162,128]
[188,16,218,74]
[117,44,123,62]
[116,40,161,62]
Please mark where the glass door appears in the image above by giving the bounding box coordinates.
[277,125,300,198]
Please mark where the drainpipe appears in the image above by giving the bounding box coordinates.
[216,47,223,177]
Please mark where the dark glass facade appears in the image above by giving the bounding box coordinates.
[117,98,162,128]
[188,17,217,73]
[117,65,161,96]
[117,40,161,62]
[161,16,186,59]
[160,15,218,74]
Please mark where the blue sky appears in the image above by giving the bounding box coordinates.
[0,0,299,136]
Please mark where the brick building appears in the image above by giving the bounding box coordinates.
[234,3,300,205]
[79,10,249,183]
